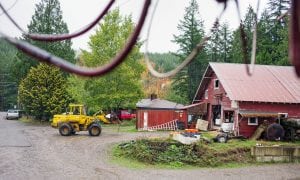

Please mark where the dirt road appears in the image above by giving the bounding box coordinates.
[0,112,299,180]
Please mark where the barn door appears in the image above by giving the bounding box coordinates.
[143,112,148,128]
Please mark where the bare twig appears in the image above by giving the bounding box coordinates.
[277,11,289,21]
[249,0,260,75]
[0,2,25,33]
[1,0,151,77]
[0,0,18,16]
[0,0,115,41]
[144,2,224,78]
[234,0,251,75]
[290,0,300,76]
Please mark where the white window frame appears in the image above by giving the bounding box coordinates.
[204,89,208,99]
[248,117,258,125]
[214,79,219,89]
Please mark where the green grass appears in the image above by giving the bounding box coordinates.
[111,145,155,169]
[19,116,50,126]
[101,120,138,132]
[209,139,256,151]
[111,137,300,169]
[111,144,202,169]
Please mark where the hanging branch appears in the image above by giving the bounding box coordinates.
[144,2,224,78]
[0,0,151,77]
[290,0,300,76]
[0,0,115,41]
[249,0,260,75]
[0,0,18,16]
[28,0,115,41]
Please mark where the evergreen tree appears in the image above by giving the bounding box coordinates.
[256,10,274,65]
[0,39,17,110]
[171,0,207,104]
[16,0,75,119]
[229,6,256,63]
[68,9,144,113]
[19,64,69,120]
[256,0,290,65]
[12,0,75,83]
[148,53,180,72]
[207,22,232,62]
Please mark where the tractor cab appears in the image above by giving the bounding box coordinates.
[67,104,86,115]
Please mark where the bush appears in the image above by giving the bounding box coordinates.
[116,138,254,167]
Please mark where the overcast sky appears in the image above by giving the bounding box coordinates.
[0,0,268,53]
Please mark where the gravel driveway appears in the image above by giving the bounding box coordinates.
[0,112,299,180]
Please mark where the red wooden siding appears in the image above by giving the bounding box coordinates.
[192,63,300,138]
[240,102,300,118]
[238,116,276,138]
[198,73,233,129]
[238,102,300,138]
[136,109,187,129]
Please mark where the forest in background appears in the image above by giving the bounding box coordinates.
[0,0,291,119]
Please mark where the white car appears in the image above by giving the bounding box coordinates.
[6,109,19,120]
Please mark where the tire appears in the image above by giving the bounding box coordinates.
[217,134,228,143]
[284,128,295,141]
[59,123,72,136]
[88,123,102,136]
[266,123,284,141]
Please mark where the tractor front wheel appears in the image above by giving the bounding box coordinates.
[88,124,102,136]
[59,123,72,136]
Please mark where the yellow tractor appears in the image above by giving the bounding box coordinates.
[51,104,109,136]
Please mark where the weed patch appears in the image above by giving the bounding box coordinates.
[114,138,255,168]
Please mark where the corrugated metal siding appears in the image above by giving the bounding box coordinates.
[210,63,300,103]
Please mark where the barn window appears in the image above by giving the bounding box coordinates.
[248,117,258,125]
[214,79,219,89]
[204,89,208,99]
[224,111,234,123]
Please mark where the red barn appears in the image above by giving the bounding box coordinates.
[136,98,187,131]
[192,62,300,138]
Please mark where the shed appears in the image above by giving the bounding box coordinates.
[136,98,187,130]
[192,62,300,138]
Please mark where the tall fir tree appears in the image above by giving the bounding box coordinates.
[170,0,207,104]
[229,6,256,63]
[256,0,290,65]
[207,22,232,62]
[11,0,75,83]
[17,0,75,119]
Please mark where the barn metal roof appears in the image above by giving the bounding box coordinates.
[194,62,300,104]
[136,99,184,109]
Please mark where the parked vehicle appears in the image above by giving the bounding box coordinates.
[257,118,300,141]
[6,109,19,120]
[51,104,105,136]
[118,110,136,120]
[280,118,300,141]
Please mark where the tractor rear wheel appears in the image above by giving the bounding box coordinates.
[59,123,72,136]
[88,124,102,136]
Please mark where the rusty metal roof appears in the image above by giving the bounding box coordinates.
[195,63,300,104]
